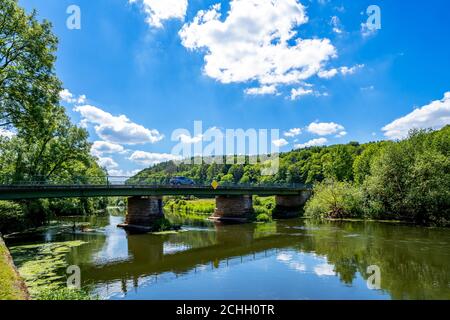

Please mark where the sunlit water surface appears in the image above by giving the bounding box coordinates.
[7,212,450,300]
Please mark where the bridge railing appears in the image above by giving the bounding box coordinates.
[0,175,311,189]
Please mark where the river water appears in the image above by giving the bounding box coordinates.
[6,212,450,300]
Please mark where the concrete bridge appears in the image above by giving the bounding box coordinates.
[0,182,312,230]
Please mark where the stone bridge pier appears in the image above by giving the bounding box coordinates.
[119,196,164,232]
[211,195,254,223]
[273,191,312,219]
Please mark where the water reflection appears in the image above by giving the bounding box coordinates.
[8,214,450,300]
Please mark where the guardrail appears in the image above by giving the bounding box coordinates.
[0,176,311,189]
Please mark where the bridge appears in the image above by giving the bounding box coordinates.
[0,178,312,231]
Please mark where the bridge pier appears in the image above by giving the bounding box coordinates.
[273,191,312,219]
[211,195,254,223]
[118,196,164,232]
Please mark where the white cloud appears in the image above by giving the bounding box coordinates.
[314,263,336,276]
[175,133,203,144]
[318,68,338,79]
[340,64,364,75]
[318,64,364,79]
[91,141,126,157]
[284,128,302,137]
[97,157,119,170]
[295,137,327,149]
[276,253,293,262]
[0,128,15,139]
[307,121,345,136]
[129,150,182,166]
[74,105,163,145]
[244,85,278,96]
[59,89,86,104]
[129,0,188,28]
[179,0,336,92]
[382,92,450,139]
[290,87,314,100]
[361,22,377,38]
[335,131,347,138]
[272,138,289,147]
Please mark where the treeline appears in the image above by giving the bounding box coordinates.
[0,0,107,234]
[133,126,449,226]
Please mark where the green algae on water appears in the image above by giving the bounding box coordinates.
[9,240,87,298]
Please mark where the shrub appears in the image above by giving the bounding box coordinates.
[305,180,364,219]
[256,213,271,222]
[0,201,25,234]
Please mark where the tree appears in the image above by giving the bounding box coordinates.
[0,1,107,231]
[0,0,61,136]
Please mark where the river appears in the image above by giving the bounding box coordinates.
[5,212,450,300]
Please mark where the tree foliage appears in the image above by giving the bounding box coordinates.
[0,0,106,233]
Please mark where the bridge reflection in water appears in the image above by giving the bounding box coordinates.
[63,214,450,300]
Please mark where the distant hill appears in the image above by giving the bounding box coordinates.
[129,126,449,187]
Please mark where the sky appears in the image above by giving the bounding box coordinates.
[18,0,450,176]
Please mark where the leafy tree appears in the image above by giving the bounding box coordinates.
[0,0,107,232]
[0,0,61,136]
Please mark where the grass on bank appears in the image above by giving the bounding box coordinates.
[0,238,29,300]
[164,196,278,222]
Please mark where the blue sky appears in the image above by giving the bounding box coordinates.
[19,0,450,175]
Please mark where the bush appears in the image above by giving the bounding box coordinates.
[0,201,25,234]
[256,213,271,222]
[305,180,364,219]
[363,129,450,225]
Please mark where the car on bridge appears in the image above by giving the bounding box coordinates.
[169,176,195,186]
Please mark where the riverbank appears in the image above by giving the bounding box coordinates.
[0,235,29,300]
[164,197,276,222]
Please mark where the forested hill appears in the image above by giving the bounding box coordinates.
[130,126,449,187]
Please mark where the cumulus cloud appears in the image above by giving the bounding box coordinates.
[318,64,364,79]
[91,141,126,157]
[97,157,119,170]
[244,85,278,96]
[290,87,314,100]
[272,138,289,147]
[335,131,347,138]
[307,121,345,136]
[74,105,163,145]
[295,137,327,149]
[175,133,203,144]
[340,64,364,75]
[59,89,86,104]
[179,0,337,93]
[284,128,302,137]
[382,92,450,139]
[129,0,188,28]
[318,68,338,79]
[129,150,182,166]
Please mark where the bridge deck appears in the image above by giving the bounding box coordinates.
[0,184,310,200]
